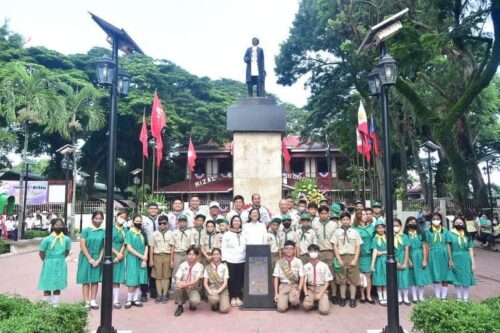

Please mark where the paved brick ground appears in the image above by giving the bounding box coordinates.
[0,243,498,333]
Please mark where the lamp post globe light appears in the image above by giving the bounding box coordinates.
[368,67,381,96]
[90,12,143,333]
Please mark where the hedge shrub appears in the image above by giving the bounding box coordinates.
[0,294,87,333]
[411,298,500,333]
[0,239,8,254]
[24,230,49,239]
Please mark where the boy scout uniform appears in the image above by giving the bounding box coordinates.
[297,214,318,264]
[174,261,204,307]
[303,261,334,315]
[312,218,338,295]
[150,229,174,280]
[278,224,299,248]
[201,232,220,256]
[273,257,304,312]
[268,217,282,268]
[170,215,193,276]
[330,227,363,286]
[203,262,230,313]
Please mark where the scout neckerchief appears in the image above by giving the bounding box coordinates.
[311,261,318,287]
[130,227,144,244]
[114,224,125,240]
[206,232,215,250]
[195,226,203,247]
[186,262,196,282]
[206,262,222,287]
[408,230,418,239]
[90,223,104,231]
[431,225,443,243]
[147,215,158,232]
[232,229,242,246]
[179,227,188,242]
[320,220,329,239]
[375,233,386,246]
[451,228,467,248]
[284,228,293,241]
[50,231,65,249]
[394,231,404,249]
[341,225,350,244]
[300,226,311,241]
[270,230,279,248]
[279,257,297,284]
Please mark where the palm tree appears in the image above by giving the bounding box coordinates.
[45,82,105,236]
[0,62,60,239]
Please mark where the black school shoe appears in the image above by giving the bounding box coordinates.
[132,301,143,307]
[339,298,347,307]
[140,294,147,303]
[211,304,219,312]
[331,296,340,305]
[162,295,169,304]
[349,299,357,308]
[189,304,197,311]
[175,305,184,317]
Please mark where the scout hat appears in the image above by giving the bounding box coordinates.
[300,213,312,221]
[178,214,188,221]
[195,213,206,220]
[330,203,341,214]
[374,218,385,227]
[332,258,343,272]
[319,196,327,202]
[215,216,227,224]
[271,216,282,224]
[281,214,292,221]
[329,212,339,220]
[209,201,220,209]
[372,201,383,208]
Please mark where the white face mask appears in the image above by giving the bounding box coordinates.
[393,226,401,233]
[308,252,318,259]
[116,217,126,225]
[432,220,441,226]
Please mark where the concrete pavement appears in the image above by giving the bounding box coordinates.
[0,243,498,333]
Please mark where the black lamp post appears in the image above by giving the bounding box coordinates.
[91,12,143,333]
[133,176,141,214]
[78,171,90,234]
[19,158,35,239]
[420,141,440,214]
[60,155,73,227]
[482,159,494,219]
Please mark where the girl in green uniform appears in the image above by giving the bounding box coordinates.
[112,209,128,309]
[353,209,375,304]
[425,212,450,299]
[446,217,476,301]
[124,215,148,308]
[393,218,410,305]
[404,217,431,303]
[77,211,105,310]
[370,219,387,306]
[37,218,71,307]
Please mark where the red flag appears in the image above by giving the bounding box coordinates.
[188,137,197,172]
[139,112,148,158]
[357,101,371,162]
[282,140,291,173]
[150,91,167,167]
[369,118,381,156]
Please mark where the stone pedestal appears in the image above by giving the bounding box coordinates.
[227,98,286,212]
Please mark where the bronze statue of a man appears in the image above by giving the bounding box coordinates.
[244,37,266,97]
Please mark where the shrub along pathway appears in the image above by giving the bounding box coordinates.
[0,242,498,333]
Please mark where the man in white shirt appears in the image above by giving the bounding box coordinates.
[245,193,271,225]
[166,199,185,231]
[226,195,248,223]
[184,195,208,228]
[25,212,38,230]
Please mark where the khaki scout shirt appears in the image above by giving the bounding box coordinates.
[303,261,333,286]
[297,228,318,255]
[203,262,229,286]
[330,227,363,255]
[189,227,206,248]
[267,231,281,253]
[170,228,192,253]
[278,229,299,248]
[272,257,304,283]
[312,220,338,251]
[175,261,204,282]
[149,230,174,254]
[200,232,220,253]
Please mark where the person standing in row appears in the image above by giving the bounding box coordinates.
[203,248,230,313]
[184,195,207,228]
[405,216,431,303]
[226,195,247,222]
[170,214,192,289]
[149,215,174,304]
[141,202,160,302]
[243,208,267,245]
[190,213,206,260]
[221,215,246,307]
[125,215,148,309]
[279,214,299,257]
[76,211,105,310]
[371,219,388,305]
[425,212,451,299]
[166,199,185,231]
[174,247,204,316]
[273,240,304,313]
[247,193,271,225]
[297,213,317,264]
[331,212,362,308]
[303,244,333,315]
[268,216,282,268]
[312,206,338,303]
[353,209,375,304]
[447,216,476,301]
[37,218,71,307]
[200,220,219,264]
[393,218,411,305]
[112,210,128,309]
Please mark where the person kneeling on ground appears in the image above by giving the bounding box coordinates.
[203,247,230,313]
[273,240,304,313]
[303,244,333,315]
[174,246,204,316]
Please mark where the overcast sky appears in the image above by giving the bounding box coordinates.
[3,0,309,106]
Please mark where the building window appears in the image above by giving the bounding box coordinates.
[219,158,232,178]
[194,158,206,179]
[317,158,329,178]
[291,158,305,176]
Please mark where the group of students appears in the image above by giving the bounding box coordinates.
[36,196,477,316]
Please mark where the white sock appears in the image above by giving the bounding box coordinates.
[433,283,441,298]
[411,286,418,301]
[52,295,60,305]
[463,287,470,301]
[398,289,402,302]
[382,289,387,301]
[455,286,463,300]
[43,295,52,303]
[113,288,119,304]
[127,292,134,302]
[403,289,409,303]
[133,288,141,301]
[170,278,176,291]
[377,289,383,300]
[418,287,425,301]
[441,286,448,299]
[90,299,98,306]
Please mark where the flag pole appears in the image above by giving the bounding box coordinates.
[362,153,366,203]
[141,153,145,213]
[151,139,156,193]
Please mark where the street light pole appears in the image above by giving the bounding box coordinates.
[484,160,494,219]
[80,177,87,234]
[427,149,434,213]
[63,157,70,227]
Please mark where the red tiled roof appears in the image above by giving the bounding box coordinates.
[156,178,233,194]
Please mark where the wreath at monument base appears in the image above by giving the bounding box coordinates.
[291,178,324,204]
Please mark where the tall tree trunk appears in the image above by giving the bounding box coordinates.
[70,132,77,238]
[396,110,408,186]
[17,122,29,240]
